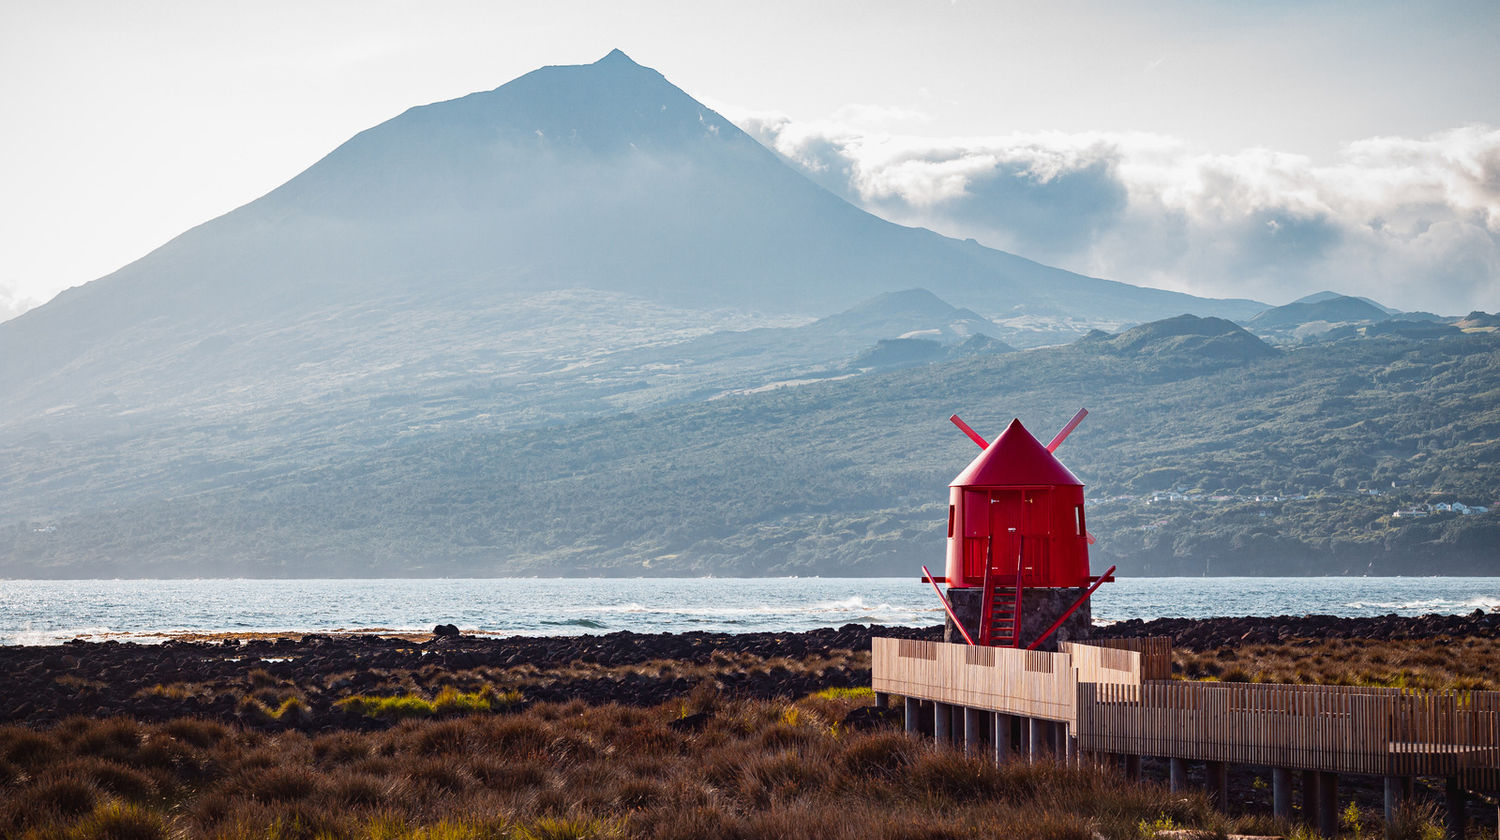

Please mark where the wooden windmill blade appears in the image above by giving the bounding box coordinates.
[1046,408,1088,452]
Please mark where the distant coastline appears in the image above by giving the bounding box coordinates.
[3,576,1497,646]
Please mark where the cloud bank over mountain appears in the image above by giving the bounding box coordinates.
[0,284,39,323]
[732,110,1500,316]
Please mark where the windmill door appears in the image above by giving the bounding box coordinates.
[989,488,1052,585]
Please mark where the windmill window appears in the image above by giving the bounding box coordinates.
[947,505,955,538]
[1075,505,1086,536]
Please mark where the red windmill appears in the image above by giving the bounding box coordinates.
[923,410,1115,649]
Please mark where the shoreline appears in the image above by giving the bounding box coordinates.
[5,607,1498,649]
[3,612,1498,728]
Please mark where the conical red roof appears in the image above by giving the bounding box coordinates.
[950,418,1083,487]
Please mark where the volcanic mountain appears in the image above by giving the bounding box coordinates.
[2,51,1263,419]
[0,51,1281,574]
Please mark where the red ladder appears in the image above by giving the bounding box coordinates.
[978,536,1025,648]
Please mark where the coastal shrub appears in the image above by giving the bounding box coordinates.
[56,757,158,802]
[1386,800,1446,840]
[337,693,436,719]
[411,719,470,756]
[241,765,318,803]
[1,726,58,768]
[738,748,827,804]
[311,731,369,765]
[515,815,621,840]
[760,721,820,750]
[329,771,386,808]
[246,667,277,688]
[611,775,666,809]
[69,800,170,840]
[810,686,874,701]
[840,731,919,778]
[407,757,476,796]
[906,749,1004,800]
[141,682,197,700]
[625,803,742,840]
[335,687,516,720]
[468,756,548,793]
[0,776,99,831]
[162,717,230,749]
[74,718,143,761]
[478,716,553,756]
[272,696,311,723]
[434,685,517,714]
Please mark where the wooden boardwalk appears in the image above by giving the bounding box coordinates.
[873,636,1500,793]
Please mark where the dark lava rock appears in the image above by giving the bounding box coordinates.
[840,704,901,732]
[432,624,460,638]
[668,711,713,732]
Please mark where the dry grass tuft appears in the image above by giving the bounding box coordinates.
[1174,635,1500,690]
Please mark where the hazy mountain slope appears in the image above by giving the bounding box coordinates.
[7,325,1495,578]
[1,51,1263,432]
[1079,315,1278,362]
[1248,295,1391,330]
[1294,290,1401,315]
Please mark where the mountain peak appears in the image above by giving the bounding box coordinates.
[596,48,639,66]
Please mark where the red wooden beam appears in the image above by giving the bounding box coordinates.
[1045,408,1088,453]
[949,414,988,449]
[922,565,975,646]
[1025,565,1115,651]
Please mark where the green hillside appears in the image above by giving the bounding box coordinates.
[5,323,1498,577]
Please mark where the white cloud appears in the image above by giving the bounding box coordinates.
[0,282,42,323]
[730,110,1500,314]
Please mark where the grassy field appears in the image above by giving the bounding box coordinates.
[0,689,1245,840]
[4,624,1493,839]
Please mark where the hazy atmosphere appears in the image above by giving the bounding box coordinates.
[3,0,1498,320]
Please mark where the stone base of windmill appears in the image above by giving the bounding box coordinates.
[944,587,1092,651]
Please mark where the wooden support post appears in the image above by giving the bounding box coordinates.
[1445,776,1467,840]
[1206,761,1228,809]
[1317,772,1339,840]
[1301,770,1320,826]
[964,707,985,756]
[934,702,951,744]
[904,697,919,734]
[1124,753,1142,782]
[1065,732,1077,766]
[1384,776,1406,840]
[1028,717,1046,762]
[993,713,1011,765]
[1272,767,1292,822]
[1170,757,1188,793]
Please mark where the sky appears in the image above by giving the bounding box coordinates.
[2,0,1498,321]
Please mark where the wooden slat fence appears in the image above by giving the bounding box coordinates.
[1084,636,1173,681]
[1079,681,1500,787]
[872,638,1078,722]
[1061,641,1144,702]
[873,635,1500,790]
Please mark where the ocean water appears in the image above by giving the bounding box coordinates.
[1,577,1498,646]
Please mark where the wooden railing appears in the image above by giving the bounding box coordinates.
[1082,636,1172,680]
[872,638,1079,723]
[1079,681,1500,787]
[872,636,1500,791]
